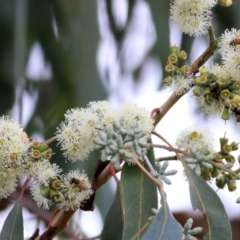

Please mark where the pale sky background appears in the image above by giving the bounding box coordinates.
[1,0,240,238]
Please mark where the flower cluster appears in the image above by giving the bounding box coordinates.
[170,0,217,36]
[182,218,203,240]
[30,169,93,210]
[0,116,30,198]
[94,117,150,169]
[56,101,154,162]
[176,126,240,189]
[192,64,240,121]
[163,45,194,95]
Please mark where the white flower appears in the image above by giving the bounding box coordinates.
[170,0,216,36]
[196,95,224,117]
[169,74,194,95]
[30,181,53,210]
[176,124,215,153]
[56,101,153,161]
[58,170,93,211]
[29,160,62,185]
[117,102,154,134]
[0,116,30,175]
[0,170,18,199]
[217,29,240,80]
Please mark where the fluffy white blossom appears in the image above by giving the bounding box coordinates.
[56,101,153,162]
[0,171,18,199]
[58,170,93,211]
[30,181,53,210]
[196,95,224,117]
[168,74,194,95]
[29,160,62,185]
[0,116,30,175]
[175,124,215,153]
[170,0,217,36]
[217,29,240,80]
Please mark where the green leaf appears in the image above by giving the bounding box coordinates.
[185,165,232,240]
[102,186,124,240]
[141,203,182,240]
[0,199,24,240]
[120,162,158,240]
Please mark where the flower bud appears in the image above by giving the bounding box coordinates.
[216,175,227,189]
[31,149,41,159]
[220,89,230,100]
[163,76,172,86]
[178,50,187,60]
[218,0,232,7]
[168,54,178,64]
[170,45,179,55]
[192,86,203,97]
[165,63,176,73]
[51,179,62,190]
[227,179,237,192]
[211,168,220,178]
[214,153,222,163]
[221,108,229,121]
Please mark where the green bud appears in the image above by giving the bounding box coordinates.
[164,169,178,176]
[51,179,62,190]
[222,144,232,153]
[229,80,240,90]
[40,187,50,198]
[49,189,60,201]
[195,164,201,176]
[216,175,227,189]
[227,179,237,192]
[42,149,53,160]
[185,158,198,164]
[165,63,176,73]
[225,154,235,163]
[224,163,234,169]
[214,153,222,163]
[170,45,179,55]
[201,162,213,171]
[161,176,172,185]
[168,54,178,64]
[220,89,230,100]
[200,66,210,76]
[31,149,41,159]
[178,50,187,60]
[211,168,220,178]
[220,136,229,149]
[188,227,203,235]
[192,86,203,97]
[230,141,239,151]
[218,0,232,7]
[163,76,173,86]
[221,108,230,121]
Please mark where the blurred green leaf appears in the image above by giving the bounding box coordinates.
[141,203,182,240]
[101,185,123,240]
[0,199,23,240]
[185,165,232,240]
[120,162,158,240]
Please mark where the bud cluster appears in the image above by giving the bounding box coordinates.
[94,117,149,169]
[153,161,177,185]
[192,66,240,121]
[163,46,193,95]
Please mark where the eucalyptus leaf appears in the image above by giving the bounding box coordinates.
[185,165,232,240]
[120,161,158,240]
[0,199,24,240]
[141,203,183,240]
[102,186,124,240]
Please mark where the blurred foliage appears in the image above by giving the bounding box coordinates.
[0,0,240,238]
